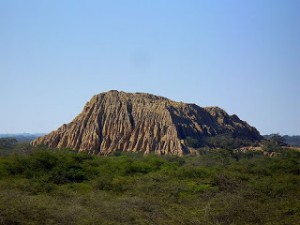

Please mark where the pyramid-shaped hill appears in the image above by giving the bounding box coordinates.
[32,90,262,155]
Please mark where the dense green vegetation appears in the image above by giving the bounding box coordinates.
[0,138,17,150]
[283,135,300,147]
[264,134,300,148]
[0,145,299,225]
[0,138,33,156]
[185,133,260,149]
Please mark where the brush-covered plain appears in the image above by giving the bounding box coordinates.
[0,145,299,225]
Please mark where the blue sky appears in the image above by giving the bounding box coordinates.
[0,0,299,135]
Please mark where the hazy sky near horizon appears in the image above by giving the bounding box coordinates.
[0,0,299,135]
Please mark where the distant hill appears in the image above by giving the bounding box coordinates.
[32,90,262,155]
[264,134,300,147]
[282,135,300,147]
[0,133,44,142]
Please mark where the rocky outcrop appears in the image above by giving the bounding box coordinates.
[31,90,262,155]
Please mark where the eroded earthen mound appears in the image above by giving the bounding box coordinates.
[32,90,262,155]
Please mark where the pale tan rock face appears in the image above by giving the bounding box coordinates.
[31,90,262,155]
